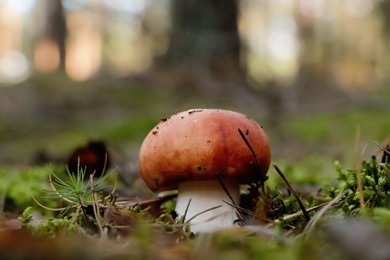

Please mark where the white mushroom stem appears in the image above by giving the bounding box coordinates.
[175,179,240,233]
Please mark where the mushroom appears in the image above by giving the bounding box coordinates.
[139,109,271,233]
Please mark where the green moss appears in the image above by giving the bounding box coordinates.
[326,156,390,215]
[0,166,57,213]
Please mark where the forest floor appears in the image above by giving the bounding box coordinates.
[0,72,389,259]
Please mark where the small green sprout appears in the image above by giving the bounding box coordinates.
[34,160,115,218]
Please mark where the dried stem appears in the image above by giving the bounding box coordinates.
[70,206,82,224]
[90,174,104,238]
[355,125,365,208]
[31,195,66,211]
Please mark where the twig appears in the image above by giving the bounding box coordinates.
[273,164,310,222]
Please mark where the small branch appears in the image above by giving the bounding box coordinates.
[273,164,310,222]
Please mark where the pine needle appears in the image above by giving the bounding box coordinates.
[31,195,67,211]
[184,205,223,223]
[273,164,311,222]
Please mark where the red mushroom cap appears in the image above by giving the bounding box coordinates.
[139,109,271,192]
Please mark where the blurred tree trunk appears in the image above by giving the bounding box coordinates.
[162,0,241,80]
[147,0,266,115]
[45,0,67,69]
[286,12,347,112]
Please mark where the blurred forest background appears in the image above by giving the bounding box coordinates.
[0,0,389,181]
